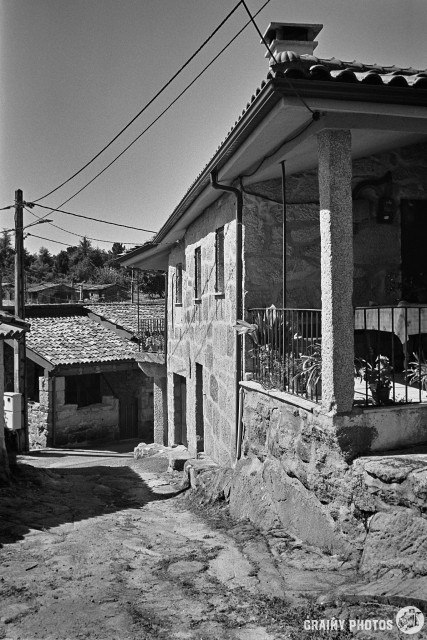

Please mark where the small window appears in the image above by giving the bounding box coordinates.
[175,263,183,305]
[194,247,202,300]
[215,226,225,293]
[65,373,101,408]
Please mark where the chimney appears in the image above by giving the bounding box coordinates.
[262,22,323,64]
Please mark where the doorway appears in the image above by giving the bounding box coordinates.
[195,363,204,453]
[119,397,138,439]
[401,200,427,303]
[173,374,187,447]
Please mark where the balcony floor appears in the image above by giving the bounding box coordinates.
[353,377,427,406]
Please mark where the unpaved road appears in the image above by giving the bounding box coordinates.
[0,443,409,640]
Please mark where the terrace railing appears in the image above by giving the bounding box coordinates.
[247,308,322,403]
[137,317,165,353]
[354,305,427,406]
[248,305,427,407]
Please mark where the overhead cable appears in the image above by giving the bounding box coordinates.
[28,202,156,233]
[31,1,244,204]
[241,0,315,115]
[33,0,273,225]
[23,207,136,245]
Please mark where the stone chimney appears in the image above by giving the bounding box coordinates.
[262,22,323,64]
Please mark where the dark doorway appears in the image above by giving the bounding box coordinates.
[173,374,187,447]
[119,397,138,440]
[401,200,427,303]
[195,363,204,453]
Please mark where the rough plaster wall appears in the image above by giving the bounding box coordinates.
[352,142,427,305]
[242,193,283,309]
[247,141,427,309]
[167,192,237,466]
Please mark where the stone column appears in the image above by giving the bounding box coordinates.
[318,129,354,413]
[137,358,168,446]
[153,376,168,445]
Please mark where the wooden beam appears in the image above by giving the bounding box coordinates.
[55,361,139,377]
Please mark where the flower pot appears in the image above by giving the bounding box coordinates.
[370,384,390,406]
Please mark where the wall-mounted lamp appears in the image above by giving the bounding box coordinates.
[377,196,396,224]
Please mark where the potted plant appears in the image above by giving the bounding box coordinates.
[406,354,427,391]
[358,355,393,405]
[293,342,322,398]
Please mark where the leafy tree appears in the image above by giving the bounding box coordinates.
[0,230,15,281]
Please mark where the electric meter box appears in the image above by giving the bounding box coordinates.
[4,392,22,431]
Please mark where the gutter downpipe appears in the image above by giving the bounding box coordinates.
[210,169,243,463]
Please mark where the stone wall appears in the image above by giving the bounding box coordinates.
[167,192,237,465]
[246,141,427,308]
[0,341,9,482]
[28,376,52,449]
[235,384,358,553]
[235,382,427,556]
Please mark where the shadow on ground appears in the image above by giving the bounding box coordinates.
[0,459,178,546]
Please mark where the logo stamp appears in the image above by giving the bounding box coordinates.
[395,606,425,635]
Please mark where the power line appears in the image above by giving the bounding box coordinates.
[31,1,244,204]
[23,207,137,245]
[25,233,73,247]
[33,0,273,225]
[241,0,315,115]
[26,232,138,248]
[28,202,156,233]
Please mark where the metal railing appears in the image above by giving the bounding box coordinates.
[354,305,427,406]
[248,305,427,407]
[137,318,165,353]
[247,308,322,402]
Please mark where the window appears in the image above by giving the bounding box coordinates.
[194,247,202,300]
[175,263,183,304]
[65,373,101,408]
[215,226,225,293]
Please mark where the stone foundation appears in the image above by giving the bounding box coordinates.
[229,383,427,561]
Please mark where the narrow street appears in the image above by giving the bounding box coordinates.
[0,444,403,640]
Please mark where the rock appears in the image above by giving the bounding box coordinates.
[167,560,206,576]
[0,602,31,623]
[133,442,166,460]
[361,509,427,577]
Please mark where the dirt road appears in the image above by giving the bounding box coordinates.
[0,443,406,640]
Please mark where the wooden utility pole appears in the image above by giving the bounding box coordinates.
[14,189,28,452]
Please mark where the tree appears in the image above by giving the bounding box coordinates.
[0,230,15,281]
[139,271,165,298]
[28,246,54,282]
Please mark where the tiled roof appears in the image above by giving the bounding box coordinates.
[219,55,427,150]
[80,283,125,291]
[268,54,427,86]
[85,300,165,335]
[148,51,427,247]
[27,283,75,293]
[26,315,139,366]
[0,313,30,339]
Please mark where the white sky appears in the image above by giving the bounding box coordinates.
[1,0,426,255]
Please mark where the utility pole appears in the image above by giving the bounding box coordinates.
[14,189,28,452]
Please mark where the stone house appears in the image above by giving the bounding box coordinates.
[119,23,427,549]
[26,283,77,304]
[3,303,163,448]
[76,283,128,302]
[0,313,30,481]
